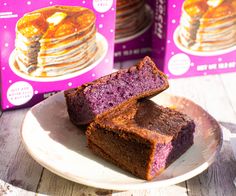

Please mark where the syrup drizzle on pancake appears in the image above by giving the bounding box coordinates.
[15,5,97,77]
[179,0,236,52]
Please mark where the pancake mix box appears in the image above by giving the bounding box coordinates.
[152,0,236,78]
[0,0,116,110]
[114,0,154,63]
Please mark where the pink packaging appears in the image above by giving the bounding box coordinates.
[114,0,154,63]
[0,0,116,110]
[152,0,236,78]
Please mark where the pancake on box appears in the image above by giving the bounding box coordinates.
[178,0,236,52]
[115,0,150,40]
[0,1,116,110]
[114,0,153,63]
[152,0,236,79]
[15,6,97,77]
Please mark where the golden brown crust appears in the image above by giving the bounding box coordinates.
[87,140,150,179]
[86,100,195,181]
[89,100,194,144]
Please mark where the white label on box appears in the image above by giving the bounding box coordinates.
[168,53,191,76]
[93,0,113,13]
[7,81,33,106]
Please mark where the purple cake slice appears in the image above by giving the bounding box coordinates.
[64,56,169,125]
[86,99,195,180]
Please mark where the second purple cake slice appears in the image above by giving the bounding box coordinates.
[65,56,169,125]
[86,99,195,180]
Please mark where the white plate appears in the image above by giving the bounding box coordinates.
[173,26,236,56]
[9,33,108,82]
[21,92,222,190]
[115,5,153,44]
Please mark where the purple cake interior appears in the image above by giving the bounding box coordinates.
[151,127,194,177]
[65,56,169,125]
[133,99,195,177]
[83,63,166,115]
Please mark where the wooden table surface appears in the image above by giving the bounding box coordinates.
[0,73,236,196]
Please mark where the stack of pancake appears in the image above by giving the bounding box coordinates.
[15,6,97,77]
[115,0,150,40]
[178,0,236,52]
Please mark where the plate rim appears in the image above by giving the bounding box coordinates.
[21,92,223,190]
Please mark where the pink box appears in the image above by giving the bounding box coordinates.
[0,0,116,110]
[152,0,236,78]
[114,0,154,63]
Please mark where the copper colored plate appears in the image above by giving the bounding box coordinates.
[21,92,222,190]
